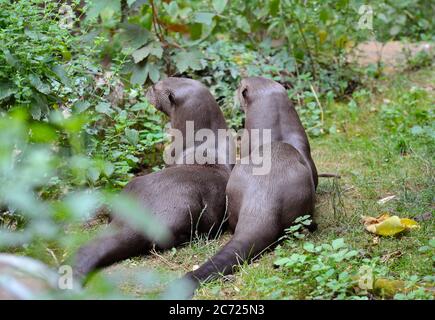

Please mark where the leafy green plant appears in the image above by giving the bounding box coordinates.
[0,0,102,119]
[379,86,434,154]
[256,190,434,300]
[260,216,378,299]
[88,98,167,187]
[403,49,435,71]
[1,0,434,300]
[373,0,435,41]
[260,235,374,299]
[0,106,194,299]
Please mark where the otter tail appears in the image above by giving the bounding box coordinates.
[184,226,278,286]
[73,225,151,283]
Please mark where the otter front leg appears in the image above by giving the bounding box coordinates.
[73,225,150,282]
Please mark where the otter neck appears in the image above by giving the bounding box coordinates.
[245,96,311,161]
[169,102,234,170]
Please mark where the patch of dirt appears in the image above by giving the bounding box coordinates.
[348,41,433,73]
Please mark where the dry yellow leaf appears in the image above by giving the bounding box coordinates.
[373,278,407,297]
[361,213,419,236]
[400,218,419,229]
[375,216,406,236]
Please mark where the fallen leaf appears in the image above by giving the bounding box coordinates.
[372,278,434,298]
[361,213,419,236]
[400,218,419,229]
[373,278,407,298]
[375,216,405,236]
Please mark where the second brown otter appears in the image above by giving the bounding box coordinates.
[73,78,233,281]
[184,76,318,285]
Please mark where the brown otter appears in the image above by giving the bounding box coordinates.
[73,78,233,280]
[184,76,318,286]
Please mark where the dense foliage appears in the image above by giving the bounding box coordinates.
[0,0,433,299]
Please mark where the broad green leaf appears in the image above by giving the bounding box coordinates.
[3,49,17,66]
[212,0,228,14]
[100,8,116,23]
[0,82,16,100]
[165,1,179,16]
[24,29,48,41]
[31,94,49,120]
[131,102,148,111]
[303,242,315,252]
[344,250,358,259]
[132,47,150,63]
[132,42,163,63]
[130,63,148,85]
[236,16,251,33]
[52,65,71,86]
[29,75,51,95]
[125,128,139,145]
[126,154,139,163]
[194,12,215,25]
[102,162,115,177]
[73,101,91,113]
[331,238,346,250]
[173,50,204,73]
[95,102,113,116]
[119,23,150,51]
[87,167,100,183]
[86,0,121,20]
[147,64,160,83]
[274,257,291,266]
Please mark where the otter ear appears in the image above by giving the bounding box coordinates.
[241,87,248,99]
[238,84,249,110]
[168,91,176,106]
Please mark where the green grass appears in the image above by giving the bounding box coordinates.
[78,67,435,299]
[92,67,435,300]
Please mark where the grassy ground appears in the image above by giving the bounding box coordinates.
[90,66,434,299]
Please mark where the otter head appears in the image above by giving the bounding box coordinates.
[146,77,228,137]
[146,77,212,118]
[237,76,287,112]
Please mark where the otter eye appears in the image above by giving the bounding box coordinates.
[168,92,176,105]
